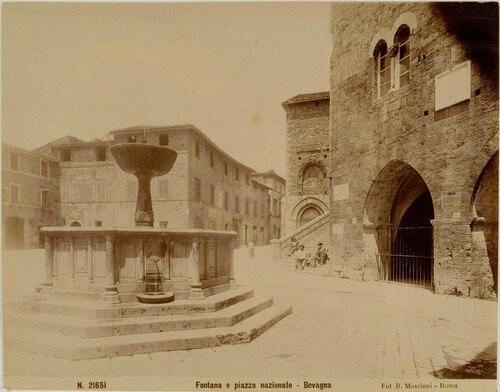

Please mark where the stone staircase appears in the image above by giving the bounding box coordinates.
[4,288,291,360]
[279,212,330,257]
[276,255,330,276]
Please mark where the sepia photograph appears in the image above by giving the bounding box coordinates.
[2,2,498,391]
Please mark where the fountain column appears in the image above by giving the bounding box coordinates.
[189,239,205,299]
[102,233,119,303]
[136,175,154,227]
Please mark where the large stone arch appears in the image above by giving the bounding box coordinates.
[469,150,498,298]
[361,159,435,287]
[462,132,499,221]
[358,148,439,223]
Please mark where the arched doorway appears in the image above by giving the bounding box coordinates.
[471,151,498,296]
[299,205,322,227]
[4,217,25,250]
[364,160,434,288]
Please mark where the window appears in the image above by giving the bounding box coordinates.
[127,180,137,200]
[394,25,410,89]
[224,192,229,210]
[41,189,49,208]
[273,199,278,216]
[159,134,169,146]
[194,177,201,201]
[210,151,214,168]
[235,196,240,213]
[376,41,391,98]
[235,169,240,181]
[245,173,250,185]
[253,200,257,216]
[10,184,20,204]
[158,179,168,198]
[61,148,71,162]
[261,203,265,217]
[40,160,49,177]
[375,24,411,98]
[61,182,71,202]
[96,180,107,201]
[210,184,215,205]
[9,152,19,171]
[245,198,249,215]
[96,146,106,162]
[2,187,8,202]
[224,162,228,175]
[253,226,257,243]
[195,141,200,158]
[127,136,137,143]
[94,220,103,227]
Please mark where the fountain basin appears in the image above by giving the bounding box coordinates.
[110,143,177,177]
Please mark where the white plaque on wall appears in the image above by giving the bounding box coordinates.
[435,61,471,111]
[333,183,349,201]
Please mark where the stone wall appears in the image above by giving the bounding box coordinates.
[283,96,331,235]
[329,3,498,298]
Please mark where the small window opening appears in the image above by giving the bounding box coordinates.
[128,136,137,143]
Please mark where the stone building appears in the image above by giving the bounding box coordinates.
[279,92,331,254]
[2,144,63,249]
[329,3,498,298]
[35,125,276,247]
[251,170,286,240]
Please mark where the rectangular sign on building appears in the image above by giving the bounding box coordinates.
[435,61,471,111]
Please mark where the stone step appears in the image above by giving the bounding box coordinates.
[6,296,274,338]
[4,303,292,360]
[20,288,255,320]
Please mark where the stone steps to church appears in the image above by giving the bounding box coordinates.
[4,303,292,360]
[5,295,274,338]
[12,288,255,320]
[276,258,330,276]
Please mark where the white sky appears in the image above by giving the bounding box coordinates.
[2,3,331,177]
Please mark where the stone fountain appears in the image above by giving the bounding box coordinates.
[110,143,177,303]
[5,139,291,362]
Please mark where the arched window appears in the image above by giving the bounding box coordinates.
[394,25,410,89]
[376,41,391,97]
[302,163,327,194]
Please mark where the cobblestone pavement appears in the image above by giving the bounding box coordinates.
[3,247,497,386]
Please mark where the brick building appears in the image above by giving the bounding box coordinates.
[282,92,331,236]
[328,3,498,298]
[251,170,286,240]
[34,125,276,247]
[2,144,63,249]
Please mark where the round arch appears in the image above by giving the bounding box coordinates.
[298,204,323,227]
[290,197,329,223]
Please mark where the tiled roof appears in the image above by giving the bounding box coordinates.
[282,91,330,105]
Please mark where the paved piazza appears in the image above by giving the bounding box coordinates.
[3,247,497,390]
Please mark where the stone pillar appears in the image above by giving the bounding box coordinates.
[189,239,204,300]
[87,237,93,282]
[138,238,145,282]
[102,234,119,303]
[44,236,54,285]
[229,237,237,289]
[69,237,75,280]
[432,218,472,297]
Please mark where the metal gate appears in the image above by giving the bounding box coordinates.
[376,226,434,289]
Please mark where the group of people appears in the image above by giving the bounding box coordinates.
[288,237,329,270]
